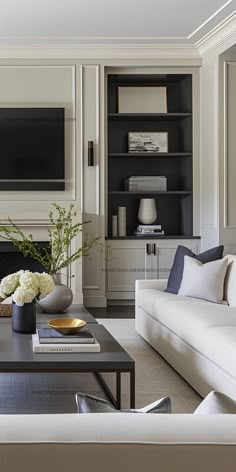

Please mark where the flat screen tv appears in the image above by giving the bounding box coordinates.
[0,108,65,191]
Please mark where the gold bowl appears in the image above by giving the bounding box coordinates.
[47,318,86,335]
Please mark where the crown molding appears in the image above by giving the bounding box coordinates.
[188,0,233,39]
[196,11,236,56]
[0,43,201,63]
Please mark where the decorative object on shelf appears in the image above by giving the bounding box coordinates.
[138,198,157,225]
[0,271,54,333]
[134,224,165,237]
[118,86,167,113]
[88,141,94,166]
[0,204,100,314]
[118,207,127,237]
[125,176,167,192]
[128,132,168,153]
[112,215,118,237]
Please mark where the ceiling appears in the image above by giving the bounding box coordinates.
[0,0,235,46]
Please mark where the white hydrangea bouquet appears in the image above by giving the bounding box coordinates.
[0,271,54,306]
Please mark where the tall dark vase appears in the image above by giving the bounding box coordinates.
[11,300,36,334]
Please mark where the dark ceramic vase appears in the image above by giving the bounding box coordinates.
[11,300,36,334]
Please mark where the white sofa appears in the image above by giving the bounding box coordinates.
[3,255,236,471]
[135,255,236,399]
[1,413,236,472]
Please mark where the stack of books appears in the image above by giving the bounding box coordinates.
[134,224,165,237]
[32,327,100,353]
[125,176,167,192]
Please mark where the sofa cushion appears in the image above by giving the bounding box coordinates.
[76,393,171,414]
[194,391,236,414]
[224,255,236,307]
[165,245,224,295]
[178,256,228,303]
[137,288,236,379]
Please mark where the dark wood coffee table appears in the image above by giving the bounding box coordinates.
[0,306,135,409]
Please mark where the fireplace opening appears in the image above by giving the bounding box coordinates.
[0,242,50,280]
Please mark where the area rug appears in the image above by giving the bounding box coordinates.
[0,319,201,414]
[100,318,201,413]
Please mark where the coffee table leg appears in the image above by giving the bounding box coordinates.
[116,371,121,409]
[130,368,135,408]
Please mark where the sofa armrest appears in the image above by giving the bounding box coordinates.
[135,279,168,292]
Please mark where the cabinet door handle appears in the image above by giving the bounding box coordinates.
[152,243,156,255]
[146,243,151,255]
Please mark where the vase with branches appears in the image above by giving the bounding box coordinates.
[0,204,100,313]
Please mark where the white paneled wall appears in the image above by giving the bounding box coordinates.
[219,60,236,254]
[200,24,236,254]
[80,65,106,307]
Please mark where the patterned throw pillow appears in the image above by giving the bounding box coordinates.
[76,393,171,414]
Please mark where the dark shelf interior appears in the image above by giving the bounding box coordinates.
[107,73,193,238]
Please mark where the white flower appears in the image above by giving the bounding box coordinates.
[0,289,7,301]
[0,272,21,296]
[19,271,40,296]
[12,287,36,306]
[0,270,54,306]
[37,273,54,300]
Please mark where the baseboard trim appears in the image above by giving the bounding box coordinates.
[108,300,134,306]
[84,296,107,308]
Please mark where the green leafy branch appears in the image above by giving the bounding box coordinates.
[0,204,100,275]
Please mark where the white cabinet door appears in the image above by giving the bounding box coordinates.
[107,242,152,292]
[106,239,200,300]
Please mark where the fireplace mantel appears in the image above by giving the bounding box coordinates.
[0,218,83,305]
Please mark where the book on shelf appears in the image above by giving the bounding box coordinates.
[32,333,101,353]
[134,225,165,236]
[37,328,95,344]
[129,176,167,180]
[134,231,165,237]
[137,224,162,230]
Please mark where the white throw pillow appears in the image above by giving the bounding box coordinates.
[194,391,236,414]
[178,256,228,303]
[224,254,236,307]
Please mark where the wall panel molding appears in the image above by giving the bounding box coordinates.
[0,64,76,202]
[223,61,236,229]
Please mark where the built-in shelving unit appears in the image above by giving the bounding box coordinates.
[107,73,193,238]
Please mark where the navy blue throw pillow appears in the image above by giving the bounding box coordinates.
[165,245,224,295]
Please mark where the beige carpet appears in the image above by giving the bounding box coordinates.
[0,318,201,414]
[100,318,202,413]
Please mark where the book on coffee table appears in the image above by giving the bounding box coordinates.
[32,332,100,353]
[37,328,95,344]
